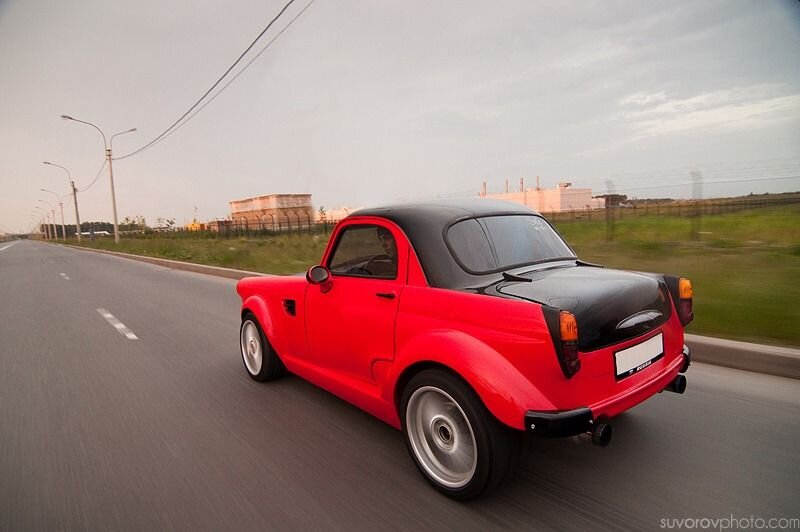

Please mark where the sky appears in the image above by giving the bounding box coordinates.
[1,0,799,233]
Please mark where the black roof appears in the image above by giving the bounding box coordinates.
[349,199,542,288]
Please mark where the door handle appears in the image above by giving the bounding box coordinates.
[376,292,396,299]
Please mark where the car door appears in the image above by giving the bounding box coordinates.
[304,220,407,383]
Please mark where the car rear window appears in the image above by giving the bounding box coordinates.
[446,215,575,273]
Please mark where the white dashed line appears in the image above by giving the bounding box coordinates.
[0,242,19,252]
[97,308,138,340]
[60,273,70,280]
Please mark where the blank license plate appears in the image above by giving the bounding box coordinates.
[615,333,664,380]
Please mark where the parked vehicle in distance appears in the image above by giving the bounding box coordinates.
[236,199,693,499]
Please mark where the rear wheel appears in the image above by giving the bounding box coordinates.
[240,313,285,381]
[401,369,519,500]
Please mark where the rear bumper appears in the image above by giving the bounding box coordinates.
[524,408,593,437]
[525,344,691,437]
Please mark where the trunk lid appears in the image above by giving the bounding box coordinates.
[497,264,671,351]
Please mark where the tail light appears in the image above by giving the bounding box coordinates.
[543,306,581,378]
[559,311,581,376]
[665,276,694,327]
[678,278,694,325]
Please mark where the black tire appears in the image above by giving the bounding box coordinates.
[239,313,285,382]
[400,369,520,500]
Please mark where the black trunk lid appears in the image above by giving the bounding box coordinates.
[497,265,671,351]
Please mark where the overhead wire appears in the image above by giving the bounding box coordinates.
[115,0,299,161]
[142,0,316,148]
[480,157,800,198]
[574,159,800,192]
[77,159,108,193]
[592,175,800,196]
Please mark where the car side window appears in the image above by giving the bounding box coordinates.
[328,225,398,279]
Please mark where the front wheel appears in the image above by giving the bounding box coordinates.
[240,313,285,381]
[400,369,519,500]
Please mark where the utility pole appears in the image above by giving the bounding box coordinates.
[41,188,66,241]
[690,171,703,241]
[72,180,82,241]
[38,200,57,240]
[44,162,82,242]
[106,146,119,243]
[60,116,135,244]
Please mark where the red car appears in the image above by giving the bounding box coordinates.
[236,200,692,499]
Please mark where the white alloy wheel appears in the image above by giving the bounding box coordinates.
[240,319,263,376]
[405,385,478,489]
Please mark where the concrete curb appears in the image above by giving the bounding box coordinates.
[685,334,800,380]
[65,244,267,280]
[65,243,800,380]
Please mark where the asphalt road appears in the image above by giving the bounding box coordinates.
[1,240,798,531]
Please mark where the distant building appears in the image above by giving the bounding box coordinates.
[207,219,232,233]
[317,206,362,223]
[480,178,605,212]
[229,193,314,230]
[185,221,206,231]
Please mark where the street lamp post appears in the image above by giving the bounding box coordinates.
[41,189,66,242]
[60,115,136,244]
[34,206,49,240]
[38,199,57,240]
[44,161,81,242]
[28,216,40,239]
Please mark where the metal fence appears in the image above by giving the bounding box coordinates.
[35,192,798,240]
[543,193,800,224]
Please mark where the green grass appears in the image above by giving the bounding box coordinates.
[71,205,800,347]
[551,204,800,347]
[74,232,330,275]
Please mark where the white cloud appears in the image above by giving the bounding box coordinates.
[619,91,669,106]
[555,42,632,71]
[621,84,800,137]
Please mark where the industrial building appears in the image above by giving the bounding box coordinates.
[480,178,605,212]
[229,193,314,230]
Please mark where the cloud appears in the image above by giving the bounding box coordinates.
[619,92,669,106]
[619,84,800,137]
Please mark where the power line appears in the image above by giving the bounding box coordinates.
[115,0,299,160]
[573,160,800,190]
[593,175,800,195]
[77,159,108,193]
[146,0,316,149]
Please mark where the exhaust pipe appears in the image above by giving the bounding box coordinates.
[665,374,687,394]
[590,422,612,447]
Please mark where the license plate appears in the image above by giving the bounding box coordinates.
[614,333,664,380]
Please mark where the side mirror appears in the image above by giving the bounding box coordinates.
[306,265,331,286]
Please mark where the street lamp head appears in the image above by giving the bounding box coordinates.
[60,115,73,120]
[43,161,51,165]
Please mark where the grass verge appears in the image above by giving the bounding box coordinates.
[72,205,800,347]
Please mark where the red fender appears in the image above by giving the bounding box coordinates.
[382,330,557,431]
[240,295,284,355]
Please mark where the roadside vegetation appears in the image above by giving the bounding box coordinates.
[70,204,800,347]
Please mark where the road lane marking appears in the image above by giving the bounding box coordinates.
[96,308,138,340]
[60,273,70,280]
[0,242,19,252]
